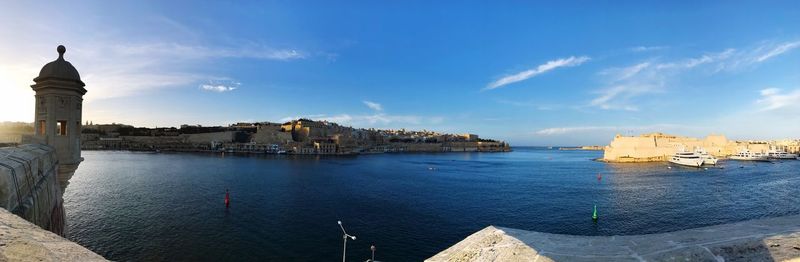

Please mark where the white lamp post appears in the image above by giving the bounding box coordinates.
[338,220,356,262]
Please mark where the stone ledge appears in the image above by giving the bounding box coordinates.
[0,208,106,262]
[427,215,800,262]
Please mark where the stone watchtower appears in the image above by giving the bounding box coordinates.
[30,45,86,191]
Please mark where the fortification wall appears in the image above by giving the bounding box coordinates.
[182,131,236,144]
[601,133,765,162]
[0,144,64,235]
[252,125,292,144]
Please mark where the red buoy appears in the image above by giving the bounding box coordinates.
[225,189,230,208]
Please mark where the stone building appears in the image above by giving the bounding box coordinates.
[28,45,87,192]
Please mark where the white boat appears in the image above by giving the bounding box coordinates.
[767,150,798,159]
[669,150,704,167]
[729,150,769,161]
[695,148,718,165]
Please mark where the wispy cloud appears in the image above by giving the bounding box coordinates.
[200,84,237,92]
[485,56,590,90]
[495,99,563,111]
[199,79,241,93]
[534,124,684,135]
[756,88,800,111]
[631,46,668,52]
[754,41,800,62]
[590,40,800,111]
[113,42,306,61]
[363,100,383,111]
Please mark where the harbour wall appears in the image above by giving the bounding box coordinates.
[0,144,65,235]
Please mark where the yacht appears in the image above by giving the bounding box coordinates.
[669,150,704,167]
[695,148,718,165]
[767,150,798,159]
[729,150,769,161]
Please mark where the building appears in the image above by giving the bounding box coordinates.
[28,45,87,192]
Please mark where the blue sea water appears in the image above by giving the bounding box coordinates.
[63,147,800,261]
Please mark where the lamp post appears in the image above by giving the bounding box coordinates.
[370,245,376,262]
[338,220,356,262]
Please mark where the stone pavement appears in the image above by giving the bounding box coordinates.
[427,215,800,262]
[0,208,106,262]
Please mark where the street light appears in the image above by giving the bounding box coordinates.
[338,220,356,262]
[370,245,376,262]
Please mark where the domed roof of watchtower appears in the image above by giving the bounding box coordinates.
[33,45,86,89]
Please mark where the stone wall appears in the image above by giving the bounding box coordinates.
[252,125,293,144]
[0,144,64,235]
[427,215,800,261]
[0,208,106,261]
[183,131,236,144]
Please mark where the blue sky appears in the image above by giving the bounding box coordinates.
[1,1,800,145]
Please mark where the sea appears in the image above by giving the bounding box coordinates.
[63,147,800,261]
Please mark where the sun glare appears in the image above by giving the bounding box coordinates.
[0,70,34,122]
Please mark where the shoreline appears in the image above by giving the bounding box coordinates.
[79,147,513,156]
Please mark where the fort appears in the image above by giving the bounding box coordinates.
[602,132,800,162]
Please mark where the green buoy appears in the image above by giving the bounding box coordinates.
[592,204,598,221]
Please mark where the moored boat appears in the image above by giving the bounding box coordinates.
[729,150,770,161]
[767,149,798,159]
[669,150,704,167]
[695,148,718,165]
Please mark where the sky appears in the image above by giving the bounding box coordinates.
[1,1,799,146]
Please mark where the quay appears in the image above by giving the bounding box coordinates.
[427,215,800,261]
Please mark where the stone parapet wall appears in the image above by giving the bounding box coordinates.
[0,144,64,235]
[428,215,800,261]
[0,208,106,261]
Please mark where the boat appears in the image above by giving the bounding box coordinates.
[766,149,798,159]
[729,150,770,161]
[668,150,704,167]
[695,148,718,165]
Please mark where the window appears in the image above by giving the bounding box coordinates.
[58,121,67,136]
[39,120,46,135]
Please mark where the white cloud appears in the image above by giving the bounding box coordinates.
[363,100,383,111]
[756,88,800,111]
[588,41,798,111]
[485,56,590,90]
[113,42,306,61]
[534,124,684,135]
[590,61,666,111]
[200,84,237,92]
[631,46,668,52]
[755,41,800,62]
